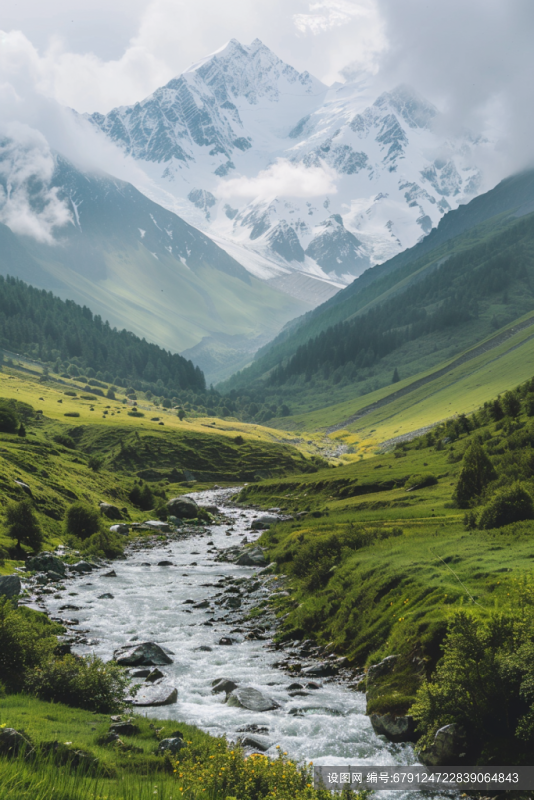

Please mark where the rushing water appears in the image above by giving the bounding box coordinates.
[40,488,425,776]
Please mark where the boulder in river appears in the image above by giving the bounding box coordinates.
[0,575,21,599]
[218,637,237,646]
[99,502,123,520]
[211,678,238,695]
[301,663,338,678]
[131,685,178,707]
[250,515,278,530]
[226,687,279,712]
[142,521,171,532]
[27,553,65,576]
[166,496,198,519]
[157,561,174,567]
[114,642,174,666]
[240,734,271,752]
[235,547,267,568]
[70,561,94,574]
[370,713,417,743]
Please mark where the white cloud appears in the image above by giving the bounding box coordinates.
[217,159,338,200]
[0,123,72,243]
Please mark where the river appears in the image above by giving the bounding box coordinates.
[40,488,426,777]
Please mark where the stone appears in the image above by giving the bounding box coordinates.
[240,734,271,751]
[250,515,278,531]
[110,524,130,535]
[218,637,237,646]
[301,663,338,678]
[131,685,178,707]
[419,724,468,767]
[146,668,165,682]
[70,561,94,574]
[46,570,64,581]
[99,502,123,520]
[109,722,140,737]
[166,496,199,519]
[0,728,33,757]
[142,521,171,532]
[158,737,186,755]
[103,570,117,577]
[193,600,210,609]
[211,678,238,694]
[98,593,114,599]
[131,668,151,678]
[366,655,399,682]
[157,561,174,567]
[224,596,242,609]
[226,687,279,712]
[168,516,183,526]
[114,642,174,666]
[14,480,32,496]
[201,505,219,514]
[370,713,418,743]
[0,575,21,599]
[27,553,65,576]
[235,547,267,568]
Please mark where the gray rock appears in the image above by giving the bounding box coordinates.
[301,663,338,678]
[224,596,242,609]
[146,668,165,682]
[109,722,140,737]
[46,571,64,581]
[240,734,271,752]
[166,496,198,519]
[218,637,237,646]
[370,713,418,743]
[14,480,32,497]
[193,600,210,609]
[114,642,174,666]
[131,685,178,707]
[70,561,94,574]
[235,547,267,567]
[99,502,123,520]
[419,723,468,767]
[142,520,171,532]
[367,655,399,682]
[226,687,279,712]
[0,575,21,599]
[158,737,185,755]
[0,728,33,757]
[157,561,174,567]
[201,505,219,514]
[211,678,238,694]
[27,553,65,576]
[103,570,117,577]
[98,593,114,599]
[110,524,130,535]
[250,515,278,530]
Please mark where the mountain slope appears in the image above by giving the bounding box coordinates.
[87,39,490,301]
[0,143,310,383]
[219,169,534,417]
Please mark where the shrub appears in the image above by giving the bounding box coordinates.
[64,412,80,418]
[80,394,96,400]
[234,435,245,445]
[64,390,77,397]
[81,530,124,559]
[106,387,116,400]
[5,499,43,551]
[53,434,76,450]
[479,482,534,529]
[454,438,496,508]
[0,400,18,433]
[17,423,26,437]
[127,410,144,418]
[65,502,101,540]
[502,390,522,419]
[129,484,153,511]
[405,473,438,490]
[26,654,131,713]
[88,454,103,471]
[0,600,58,692]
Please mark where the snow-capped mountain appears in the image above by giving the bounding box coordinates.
[87,39,491,304]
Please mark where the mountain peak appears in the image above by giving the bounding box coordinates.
[374,84,437,129]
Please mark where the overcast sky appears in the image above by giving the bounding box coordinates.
[0,0,532,178]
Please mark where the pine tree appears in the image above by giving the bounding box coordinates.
[454,439,496,508]
[392,367,400,384]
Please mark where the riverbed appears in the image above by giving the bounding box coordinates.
[40,488,420,773]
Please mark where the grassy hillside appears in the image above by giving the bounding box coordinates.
[234,374,534,763]
[221,171,534,422]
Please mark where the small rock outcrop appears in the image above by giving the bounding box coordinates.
[109,722,140,737]
[370,713,417,743]
[158,736,185,755]
[166,496,198,519]
[27,553,66,576]
[240,734,271,751]
[131,685,178,707]
[419,723,468,766]
[99,502,123,520]
[0,575,21,599]
[226,687,279,712]
[110,524,130,535]
[250,515,278,530]
[211,678,238,694]
[235,547,267,567]
[114,642,174,666]
[0,728,33,757]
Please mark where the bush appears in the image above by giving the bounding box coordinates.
[88,454,103,471]
[234,435,245,445]
[454,438,496,508]
[129,484,153,511]
[81,530,124,559]
[25,654,131,713]
[65,502,101,540]
[479,482,534,529]
[405,473,438,490]
[53,434,76,450]
[64,412,80,418]
[0,600,58,692]
[127,410,145,418]
[106,387,116,400]
[0,399,18,433]
[5,499,43,551]
[64,390,77,397]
